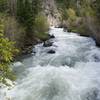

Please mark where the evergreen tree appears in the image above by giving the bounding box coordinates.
[17,0,41,34]
[0,0,7,12]
[17,0,25,23]
[94,0,100,20]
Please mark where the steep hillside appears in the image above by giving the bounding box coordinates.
[42,0,61,26]
[54,0,100,46]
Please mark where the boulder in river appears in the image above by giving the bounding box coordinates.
[47,50,55,54]
[43,41,53,47]
[48,34,55,39]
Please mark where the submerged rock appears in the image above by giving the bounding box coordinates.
[47,50,55,54]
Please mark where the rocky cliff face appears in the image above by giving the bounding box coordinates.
[42,0,61,27]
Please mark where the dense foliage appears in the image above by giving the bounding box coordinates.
[56,0,100,34]
[17,0,41,33]
[16,0,49,43]
[0,19,18,84]
[0,0,49,84]
[93,0,100,21]
[0,0,7,12]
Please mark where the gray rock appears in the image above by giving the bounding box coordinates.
[43,41,53,47]
[48,34,55,39]
[47,50,55,54]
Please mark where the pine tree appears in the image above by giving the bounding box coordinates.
[17,0,41,38]
[0,0,7,12]
[94,0,100,20]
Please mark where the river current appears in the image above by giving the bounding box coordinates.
[1,28,100,100]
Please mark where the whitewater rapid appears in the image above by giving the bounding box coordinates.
[1,28,100,100]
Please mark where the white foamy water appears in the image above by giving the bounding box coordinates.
[1,28,100,100]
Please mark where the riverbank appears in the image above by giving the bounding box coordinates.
[0,78,16,100]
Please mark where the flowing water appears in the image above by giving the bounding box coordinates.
[1,27,100,100]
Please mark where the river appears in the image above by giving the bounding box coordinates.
[1,27,100,100]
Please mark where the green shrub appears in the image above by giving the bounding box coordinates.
[0,19,18,84]
[34,14,49,40]
[67,8,77,22]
